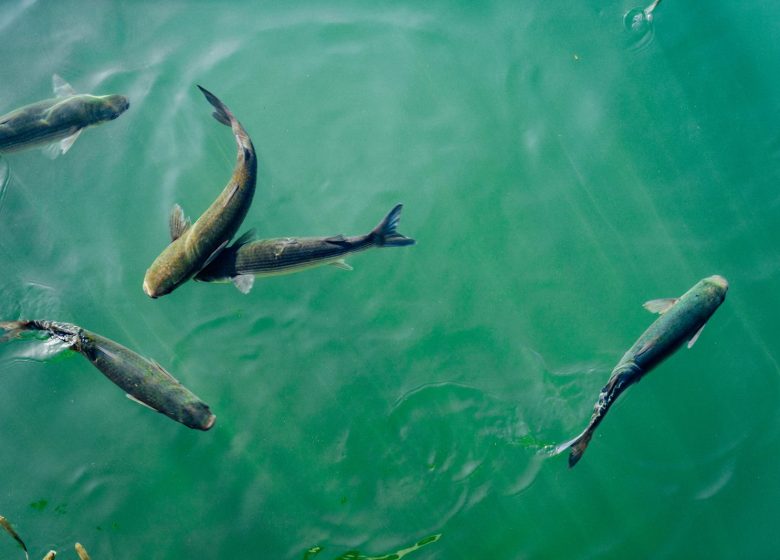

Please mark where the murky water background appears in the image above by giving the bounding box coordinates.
[1,1,779,558]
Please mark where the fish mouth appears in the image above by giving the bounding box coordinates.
[202,414,217,431]
[708,275,729,291]
[142,278,158,299]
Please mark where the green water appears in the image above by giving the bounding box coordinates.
[1,1,779,558]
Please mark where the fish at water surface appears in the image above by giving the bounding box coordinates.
[195,203,415,293]
[555,275,729,467]
[0,74,128,157]
[142,85,257,298]
[0,320,215,431]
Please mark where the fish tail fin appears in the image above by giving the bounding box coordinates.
[370,204,416,247]
[0,320,39,342]
[196,85,254,159]
[551,427,594,468]
[0,320,79,347]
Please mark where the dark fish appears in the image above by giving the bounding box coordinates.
[143,86,257,298]
[0,320,215,431]
[0,74,128,157]
[0,515,28,560]
[555,275,729,467]
[196,204,415,293]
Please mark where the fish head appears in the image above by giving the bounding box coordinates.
[91,94,130,122]
[180,401,216,431]
[142,273,170,299]
[702,274,729,301]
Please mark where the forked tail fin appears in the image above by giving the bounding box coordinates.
[370,204,416,247]
[0,320,38,342]
[551,427,594,468]
[0,320,79,347]
[196,85,254,159]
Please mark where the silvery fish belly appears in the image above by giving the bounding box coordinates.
[142,85,257,298]
[0,74,128,156]
[0,320,215,431]
[556,275,728,467]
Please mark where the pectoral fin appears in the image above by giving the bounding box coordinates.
[202,239,229,269]
[52,74,77,98]
[42,129,82,159]
[643,298,678,314]
[232,274,255,294]
[126,393,157,412]
[222,182,239,208]
[330,259,353,271]
[687,324,706,349]
[59,129,82,154]
[169,204,191,241]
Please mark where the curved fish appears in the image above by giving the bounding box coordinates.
[0,320,215,430]
[195,203,415,293]
[143,85,257,298]
[555,275,728,467]
[0,74,128,157]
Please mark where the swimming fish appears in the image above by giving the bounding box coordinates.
[74,543,90,560]
[0,74,128,157]
[555,275,728,467]
[195,203,415,293]
[0,320,216,431]
[142,85,257,298]
[0,515,28,559]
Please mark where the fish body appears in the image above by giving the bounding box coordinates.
[0,74,128,156]
[143,86,257,298]
[0,320,215,430]
[196,203,415,293]
[74,543,90,560]
[558,275,729,467]
[0,515,28,559]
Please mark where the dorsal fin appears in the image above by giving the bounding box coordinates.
[230,228,257,249]
[52,74,77,98]
[169,204,191,241]
[149,359,181,384]
[643,298,678,315]
[325,234,350,247]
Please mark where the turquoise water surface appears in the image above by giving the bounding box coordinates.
[1,1,779,558]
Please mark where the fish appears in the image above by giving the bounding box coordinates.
[195,203,415,293]
[0,74,128,157]
[74,543,90,560]
[42,552,56,560]
[0,320,216,431]
[0,515,28,560]
[555,275,729,467]
[142,85,257,298]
